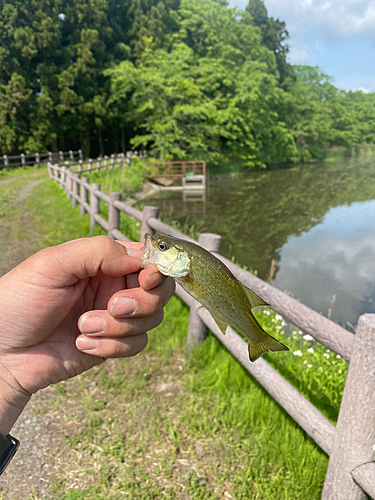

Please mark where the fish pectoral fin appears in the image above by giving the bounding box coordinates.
[241,284,268,309]
[212,315,229,335]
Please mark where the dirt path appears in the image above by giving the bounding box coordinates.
[0,173,76,500]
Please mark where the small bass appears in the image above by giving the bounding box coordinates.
[141,233,288,362]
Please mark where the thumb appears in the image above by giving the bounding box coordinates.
[18,236,142,287]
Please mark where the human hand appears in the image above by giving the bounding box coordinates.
[0,236,175,434]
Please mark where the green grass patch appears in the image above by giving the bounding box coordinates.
[25,178,107,247]
[87,157,155,199]
[45,295,331,499]
[0,165,43,180]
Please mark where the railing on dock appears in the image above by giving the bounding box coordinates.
[47,161,375,500]
[145,160,206,179]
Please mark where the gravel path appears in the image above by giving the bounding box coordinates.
[0,174,76,500]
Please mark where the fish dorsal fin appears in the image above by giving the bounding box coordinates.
[212,315,229,335]
[241,284,268,309]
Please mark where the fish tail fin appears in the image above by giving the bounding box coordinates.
[247,320,289,362]
[248,336,288,362]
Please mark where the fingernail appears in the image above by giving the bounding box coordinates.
[111,297,137,317]
[76,335,99,352]
[125,247,141,258]
[80,315,106,335]
[145,272,163,290]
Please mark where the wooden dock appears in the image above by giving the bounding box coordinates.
[145,160,206,190]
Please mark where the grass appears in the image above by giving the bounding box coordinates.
[40,297,333,499]
[87,157,155,200]
[2,168,348,499]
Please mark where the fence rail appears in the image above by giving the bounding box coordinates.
[47,161,375,500]
[0,149,145,171]
[0,150,83,170]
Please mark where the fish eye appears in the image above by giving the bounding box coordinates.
[158,242,168,251]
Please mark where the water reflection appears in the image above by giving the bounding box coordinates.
[275,201,375,330]
[140,158,375,329]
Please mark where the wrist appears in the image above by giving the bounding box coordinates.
[0,366,31,436]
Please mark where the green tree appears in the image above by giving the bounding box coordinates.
[245,0,293,83]
[107,0,295,166]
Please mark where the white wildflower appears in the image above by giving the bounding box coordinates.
[303,334,314,341]
[307,364,312,368]
[323,352,330,359]
[336,354,341,359]
[307,347,314,354]
[293,350,303,357]
[275,314,282,321]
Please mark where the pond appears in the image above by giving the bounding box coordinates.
[139,157,375,331]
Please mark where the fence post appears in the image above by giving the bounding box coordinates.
[108,192,121,238]
[69,150,74,162]
[59,151,64,162]
[80,177,89,216]
[78,159,83,173]
[322,313,375,500]
[35,153,40,167]
[47,162,54,178]
[78,149,83,161]
[88,158,93,172]
[66,168,72,198]
[61,166,66,191]
[21,153,26,169]
[186,233,222,352]
[118,153,124,168]
[72,173,79,208]
[48,151,52,163]
[104,155,108,169]
[90,183,100,234]
[140,206,159,243]
[111,154,115,168]
[3,155,9,172]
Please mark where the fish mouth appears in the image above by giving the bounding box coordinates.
[141,233,155,269]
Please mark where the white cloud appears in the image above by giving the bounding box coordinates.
[265,0,375,42]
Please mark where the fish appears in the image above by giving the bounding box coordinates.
[141,233,288,362]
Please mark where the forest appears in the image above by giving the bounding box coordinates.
[1,0,375,167]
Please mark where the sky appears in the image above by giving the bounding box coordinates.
[229,0,375,93]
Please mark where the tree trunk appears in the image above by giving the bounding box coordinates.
[98,127,104,156]
[121,125,126,153]
[80,126,90,158]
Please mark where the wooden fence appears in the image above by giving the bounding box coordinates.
[0,149,145,171]
[0,150,83,170]
[48,161,375,500]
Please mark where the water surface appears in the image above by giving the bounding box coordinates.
[140,158,375,330]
